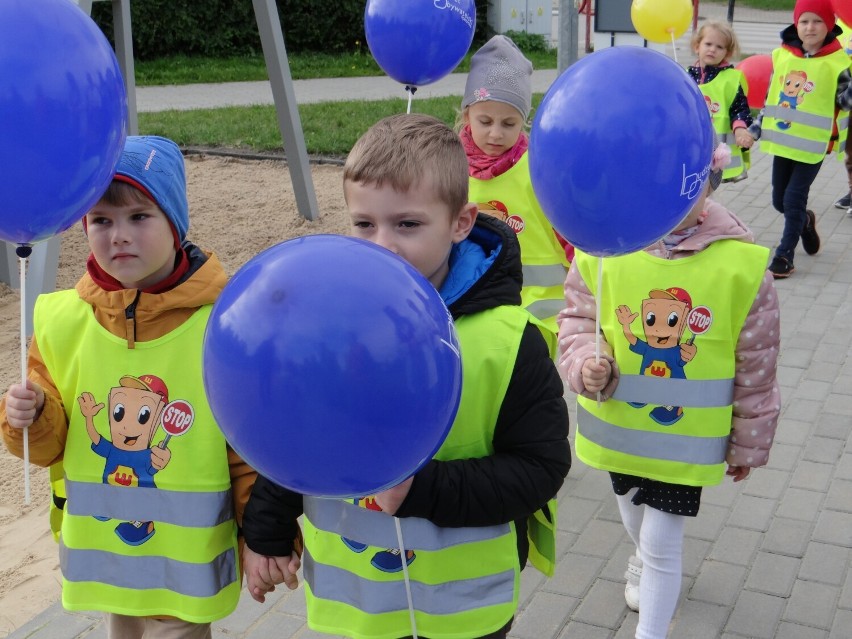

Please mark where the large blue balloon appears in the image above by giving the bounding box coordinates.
[0,0,127,245]
[203,235,463,498]
[365,0,476,87]
[529,46,714,257]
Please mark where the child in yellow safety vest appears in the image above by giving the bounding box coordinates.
[242,114,571,639]
[750,0,852,278]
[0,136,260,639]
[459,35,571,348]
[832,17,852,212]
[557,139,781,638]
[688,20,755,183]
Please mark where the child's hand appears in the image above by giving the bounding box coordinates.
[726,465,750,482]
[680,342,697,363]
[5,381,45,429]
[243,545,301,603]
[733,127,754,149]
[374,476,414,515]
[581,359,612,393]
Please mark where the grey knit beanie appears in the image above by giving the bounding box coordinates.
[462,35,533,120]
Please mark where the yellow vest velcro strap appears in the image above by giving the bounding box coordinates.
[305,498,509,550]
[522,264,569,288]
[578,405,728,465]
[764,105,833,128]
[60,543,237,597]
[66,478,233,528]
[612,375,734,407]
[761,129,830,154]
[303,548,515,615]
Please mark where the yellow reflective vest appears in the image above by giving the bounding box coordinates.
[469,153,570,340]
[761,47,850,163]
[301,305,556,639]
[699,69,750,180]
[35,290,240,623]
[573,241,768,486]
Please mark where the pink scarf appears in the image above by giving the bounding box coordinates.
[461,125,528,180]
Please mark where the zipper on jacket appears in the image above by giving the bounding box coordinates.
[124,290,141,349]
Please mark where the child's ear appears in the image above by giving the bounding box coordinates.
[452,202,477,243]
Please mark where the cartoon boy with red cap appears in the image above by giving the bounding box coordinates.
[615,287,698,426]
[78,374,171,545]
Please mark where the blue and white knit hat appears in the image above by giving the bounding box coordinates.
[113,136,189,241]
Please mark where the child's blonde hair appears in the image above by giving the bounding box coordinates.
[343,114,469,217]
[691,20,741,60]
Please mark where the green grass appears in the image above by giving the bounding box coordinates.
[139,94,547,157]
[702,0,793,9]
[135,48,557,86]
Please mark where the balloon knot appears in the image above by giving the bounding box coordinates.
[15,244,32,259]
[405,85,418,95]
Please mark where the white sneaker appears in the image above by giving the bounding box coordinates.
[624,555,642,611]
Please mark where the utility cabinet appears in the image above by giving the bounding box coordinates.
[487,0,551,38]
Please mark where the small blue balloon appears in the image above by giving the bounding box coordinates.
[365,0,476,87]
[0,0,127,245]
[529,46,714,257]
[203,235,463,498]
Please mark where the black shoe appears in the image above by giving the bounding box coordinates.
[835,193,851,209]
[769,256,795,279]
[801,209,820,255]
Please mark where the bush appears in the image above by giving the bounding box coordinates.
[92,0,492,61]
[501,30,550,52]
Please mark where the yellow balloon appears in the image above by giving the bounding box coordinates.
[631,0,692,44]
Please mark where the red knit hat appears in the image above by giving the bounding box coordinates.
[794,0,836,31]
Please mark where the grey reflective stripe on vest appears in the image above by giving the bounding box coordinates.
[60,542,236,597]
[838,112,849,131]
[522,264,568,288]
[761,129,830,154]
[578,404,728,465]
[303,547,514,615]
[764,105,833,129]
[65,478,233,528]
[304,497,509,550]
[612,375,734,407]
[525,298,566,321]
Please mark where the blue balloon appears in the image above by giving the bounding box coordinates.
[529,47,714,257]
[203,235,463,498]
[365,0,476,87]
[0,0,127,245]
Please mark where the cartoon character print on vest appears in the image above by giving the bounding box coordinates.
[78,374,195,546]
[776,70,812,130]
[617,287,712,426]
[477,199,525,235]
[340,496,416,573]
[704,94,721,117]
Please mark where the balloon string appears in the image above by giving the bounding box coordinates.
[670,30,679,65]
[405,85,417,114]
[595,256,603,408]
[17,246,31,505]
[394,516,418,639]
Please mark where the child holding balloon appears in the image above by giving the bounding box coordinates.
[688,20,754,183]
[459,34,571,346]
[0,136,259,639]
[556,139,780,638]
[750,0,852,278]
[242,113,571,639]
